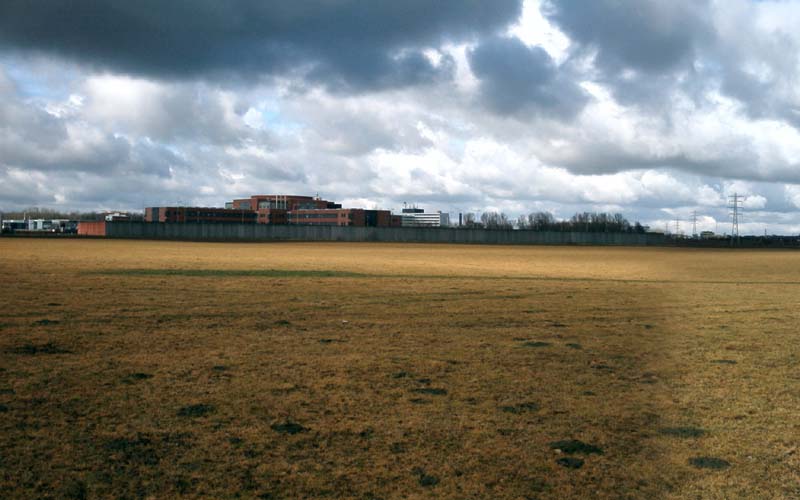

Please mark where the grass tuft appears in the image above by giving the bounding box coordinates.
[177,404,215,418]
[8,342,71,355]
[270,421,308,435]
[122,372,153,384]
[500,402,540,414]
[410,388,447,396]
[689,457,731,469]
[412,468,439,487]
[522,341,551,348]
[556,457,585,469]
[549,440,604,455]
[659,427,706,438]
[33,319,60,326]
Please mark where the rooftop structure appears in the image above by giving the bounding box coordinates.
[226,195,340,211]
[104,212,130,222]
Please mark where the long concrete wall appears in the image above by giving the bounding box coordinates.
[104,222,668,246]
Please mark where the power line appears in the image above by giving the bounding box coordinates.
[729,193,746,243]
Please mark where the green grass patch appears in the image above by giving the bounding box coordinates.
[500,402,540,414]
[659,427,706,438]
[522,341,552,348]
[689,457,731,469]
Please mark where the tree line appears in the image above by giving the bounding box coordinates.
[462,211,646,233]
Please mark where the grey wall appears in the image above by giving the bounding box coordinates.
[105,222,669,246]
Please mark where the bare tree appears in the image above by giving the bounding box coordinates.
[462,213,482,228]
[480,211,513,230]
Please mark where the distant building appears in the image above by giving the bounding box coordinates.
[254,208,288,225]
[1,219,28,233]
[78,221,107,236]
[399,207,450,227]
[226,194,345,226]
[144,207,257,224]
[287,208,392,227]
[25,219,78,233]
[221,194,396,227]
[144,194,404,228]
[700,231,725,239]
[0,218,77,234]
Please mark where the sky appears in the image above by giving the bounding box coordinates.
[1,0,800,235]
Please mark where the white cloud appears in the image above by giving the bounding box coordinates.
[509,0,571,63]
[786,185,800,209]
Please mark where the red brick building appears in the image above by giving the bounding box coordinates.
[255,208,288,225]
[287,208,363,226]
[143,195,395,227]
[286,208,393,227]
[227,195,342,226]
[144,207,257,223]
[77,221,107,236]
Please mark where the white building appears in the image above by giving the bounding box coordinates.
[22,219,77,232]
[399,208,450,227]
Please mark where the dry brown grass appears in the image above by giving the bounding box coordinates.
[1,239,799,499]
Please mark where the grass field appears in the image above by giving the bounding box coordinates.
[1,239,799,499]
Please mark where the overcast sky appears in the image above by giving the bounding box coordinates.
[2,0,800,235]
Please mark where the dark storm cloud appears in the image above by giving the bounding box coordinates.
[717,54,800,130]
[0,0,521,90]
[532,126,800,184]
[468,36,588,118]
[543,0,800,135]
[547,146,755,180]
[543,0,710,75]
[540,0,715,112]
